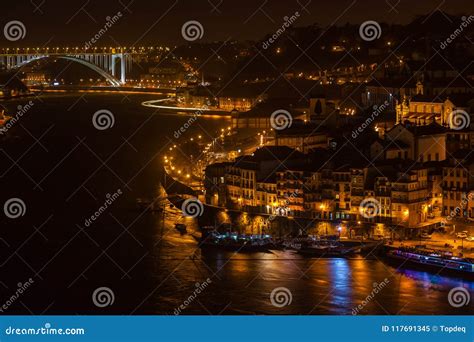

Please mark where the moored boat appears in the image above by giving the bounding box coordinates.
[385,247,474,278]
[279,236,320,250]
[194,230,274,252]
[298,242,355,257]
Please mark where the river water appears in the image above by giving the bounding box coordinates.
[0,93,472,315]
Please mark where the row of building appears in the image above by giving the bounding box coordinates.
[204,126,474,236]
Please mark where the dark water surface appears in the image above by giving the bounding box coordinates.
[0,93,472,315]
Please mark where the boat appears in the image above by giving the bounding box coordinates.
[385,247,474,278]
[298,242,355,257]
[194,230,274,252]
[283,237,357,257]
[175,223,187,234]
[279,236,320,250]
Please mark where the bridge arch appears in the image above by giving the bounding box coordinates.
[13,55,122,87]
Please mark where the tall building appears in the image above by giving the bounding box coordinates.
[442,151,474,220]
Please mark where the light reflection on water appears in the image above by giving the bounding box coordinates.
[154,227,473,315]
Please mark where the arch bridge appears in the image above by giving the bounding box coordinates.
[0,48,144,86]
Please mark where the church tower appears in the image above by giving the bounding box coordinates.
[396,96,410,125]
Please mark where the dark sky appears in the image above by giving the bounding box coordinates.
[1,0,473,47]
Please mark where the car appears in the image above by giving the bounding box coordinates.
[421,233,432,239]
[465,236,474,242]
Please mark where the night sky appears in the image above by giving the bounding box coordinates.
[1,0,473,47]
